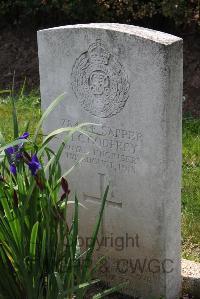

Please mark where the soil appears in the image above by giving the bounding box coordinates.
[183,32,200,118]
[0,25,199,118]
[0,26,39,91]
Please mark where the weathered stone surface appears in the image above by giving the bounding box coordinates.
[37,23,183,299]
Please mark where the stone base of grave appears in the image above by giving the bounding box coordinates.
[182,259,200,299]
[87,259,200,298]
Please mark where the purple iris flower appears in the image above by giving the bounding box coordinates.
[5,145,22,164]
[28,154,41,176]
[5,132,30,175]
[18,132,29,150]
[18,132,29,140]
[5,132,29,158]
[16,152,22,159]
[10,164,17,176]
[5,146,18,164]
[5,147,15,155]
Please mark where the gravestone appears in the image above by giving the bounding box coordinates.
[37,23,183,299]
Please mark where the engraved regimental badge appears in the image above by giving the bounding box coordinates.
[71,39,130,118]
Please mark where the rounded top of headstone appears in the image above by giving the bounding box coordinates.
[38,23,182,46]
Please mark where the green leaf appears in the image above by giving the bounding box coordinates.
[81,186,109,282]
[38,123,96,161]
[42,123,97,145]
[71,194,79,261]
[42,127,73,145]
[63,279,100,295]
[0,197,19,250]
[33,92,66,142]
[0,132,5,146]
[0,90,11,94]
[54,272,64,297]
[55,155,87,187]
[20,78,26,99]
[92,282,129,299]
[0,150,5,163]
[29,221,39,262]
[40,229,46,265]
[23,120,30,134]
[10,92,19,139]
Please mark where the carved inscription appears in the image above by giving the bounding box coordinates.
[61,119,142,174]
[71,39,130,118]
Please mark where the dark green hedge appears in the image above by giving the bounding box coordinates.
[0,0,199,28]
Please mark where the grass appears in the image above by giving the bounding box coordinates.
[0,92,199,262]
[182,118,200,261]
[0,90,41,141]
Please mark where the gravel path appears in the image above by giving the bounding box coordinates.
[182,258,200,299]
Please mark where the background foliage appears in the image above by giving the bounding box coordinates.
[0,0,199,29]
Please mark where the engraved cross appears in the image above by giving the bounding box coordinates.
[83,173,122,236]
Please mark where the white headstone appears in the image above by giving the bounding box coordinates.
[37,23,183,299]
